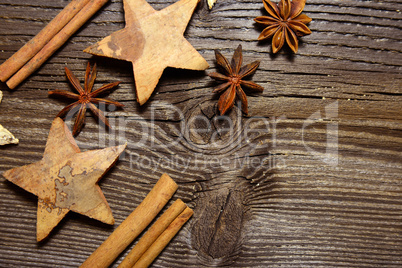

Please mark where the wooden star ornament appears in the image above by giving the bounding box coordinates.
[3,118,126,241]
[84,0,209,105]
[0,91,19,145]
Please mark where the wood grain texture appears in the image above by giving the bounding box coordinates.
[0,0,401,267]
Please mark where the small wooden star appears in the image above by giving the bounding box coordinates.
[0,91,19,145]
[3,118,126,241]
[84,0,209,105]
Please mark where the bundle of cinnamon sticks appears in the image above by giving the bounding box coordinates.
[81,174,193,268]
[0,0,109,89]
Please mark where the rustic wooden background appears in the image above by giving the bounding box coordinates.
[0,0,401,267]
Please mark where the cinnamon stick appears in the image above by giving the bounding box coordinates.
[6,0,109,89]
[80,174,178,268]
[0,0,92,82]
[117,199,187,268]
[133,207,194,268]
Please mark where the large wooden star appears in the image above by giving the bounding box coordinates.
[84,0,209,105]
[3,118,126,241]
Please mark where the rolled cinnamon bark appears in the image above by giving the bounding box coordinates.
[0,0,92,82]
[80,174,178,268]
[6,0,109,89]
[132,207,194,268]
[117,199,187,268]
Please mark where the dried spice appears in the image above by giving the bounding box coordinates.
[0,0,110,89]
[254,0,312,53]
[3,117,126,241]
[119,200,192,268]
[81,174,183,267]
[209,45,264,115]
[49,62,123,136]
[84,0,209,105]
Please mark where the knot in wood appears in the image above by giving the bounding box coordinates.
[191,182,249,264]
[184,99,242,152]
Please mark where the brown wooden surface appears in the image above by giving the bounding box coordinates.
[0,0,401,267]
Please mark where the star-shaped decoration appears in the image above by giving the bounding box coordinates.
[254,0,312,53]
[209,45,263,115]
[84,0,209,105]
[49,62,123,136]
[3,118,126,241]
[0,91,19,145]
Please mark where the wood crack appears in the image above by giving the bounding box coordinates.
[206,189,232,256]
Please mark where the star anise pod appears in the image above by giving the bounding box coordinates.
[209,45,264,115]
[254,0,312,53]
[49,62,123,136]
